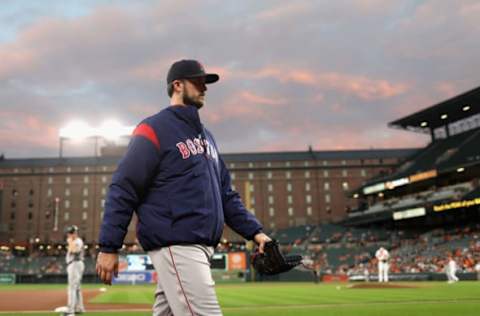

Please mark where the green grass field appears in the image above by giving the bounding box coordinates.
[1,281,479,316]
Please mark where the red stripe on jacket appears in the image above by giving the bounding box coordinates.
[133,123,160,150]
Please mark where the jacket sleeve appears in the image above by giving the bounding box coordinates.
[98,123,161,253]
[219,156,263,240]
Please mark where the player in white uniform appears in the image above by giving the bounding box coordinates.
[65,225,86,314]
[446,255,459,284]
[475,262,480,281]
[375,247,390,283]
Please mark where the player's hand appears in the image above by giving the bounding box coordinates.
[254,232,272,254]
[96,252,119,285]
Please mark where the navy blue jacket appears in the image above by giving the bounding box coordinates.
[98,105,263,252]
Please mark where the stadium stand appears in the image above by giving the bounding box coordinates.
[1,223,479,279]
[269,225,315,245]
[391,130,473,177]
[340,87,480,277]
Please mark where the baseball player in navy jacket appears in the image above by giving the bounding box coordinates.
[96,59,271,316]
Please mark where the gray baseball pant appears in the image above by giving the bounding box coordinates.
[148,245,222,316]
[67,261,85,313]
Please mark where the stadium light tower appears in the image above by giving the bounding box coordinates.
[59,120,94,158]
[58,120,135,157]
[97,119,135,142]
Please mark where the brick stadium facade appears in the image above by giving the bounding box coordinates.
[0,147,417,245]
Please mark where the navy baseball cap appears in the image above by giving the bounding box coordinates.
[167,59,219,84]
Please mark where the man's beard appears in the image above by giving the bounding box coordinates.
[183,93,204,109]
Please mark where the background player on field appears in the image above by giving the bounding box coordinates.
[446,254,459,284]
[475,261,480,280]
[375,247,390,283]
[65,225,85,315]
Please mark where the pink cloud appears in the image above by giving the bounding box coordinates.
[203,90,290,124]
[313,93,325,103]
[247,67,282,79]
[202,111,223,124]
[0,1,469,159]
[0,6,143,84]
[222,100,267,120]
[238,91,288,106]
[0,113,57,149]
[320,73,408,100]
[244,67,316,85]
[261,125,427,152]
[459,1,480,24]
[286,71,317,85]
[330,103,345,113]
[245,66,408,100]
[0,49,35,79]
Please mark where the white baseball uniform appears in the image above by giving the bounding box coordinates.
[446,259,459,283]
[66,237,85,314]
[475,263,480,280]
[375,247,390,283]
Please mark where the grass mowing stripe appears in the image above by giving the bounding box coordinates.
[3,301,480,316]
[2,282,480,316]
[91,289,152,304]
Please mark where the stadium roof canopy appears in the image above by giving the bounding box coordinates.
[388,86,480,133]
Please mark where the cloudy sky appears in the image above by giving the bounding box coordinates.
[1,0,479,158]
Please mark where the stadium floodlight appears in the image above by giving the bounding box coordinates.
[97,119,135,141]
[441,114,448,120]
[463,105,470,111]
[457,167,465,173]
[420,121,428,127]
[59,120,95,140]
[59,120,135,157]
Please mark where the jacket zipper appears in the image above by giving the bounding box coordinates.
[202,130,221,243]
